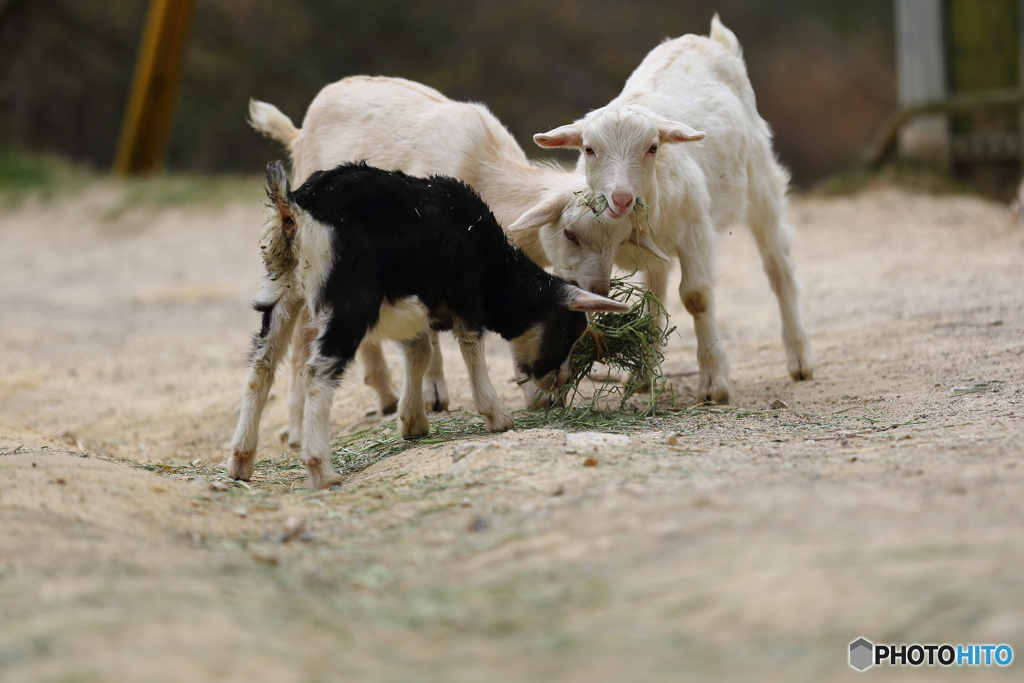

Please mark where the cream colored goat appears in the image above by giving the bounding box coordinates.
[535,15,813,402]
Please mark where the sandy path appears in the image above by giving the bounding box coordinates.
[1,183,1022,681]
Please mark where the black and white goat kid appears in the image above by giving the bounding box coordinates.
[228,162,628,490]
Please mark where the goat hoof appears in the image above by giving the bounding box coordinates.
[399,412,430,438]
[423,378,449,412]
[380,399,399,416]
[227,449,255,481]
[627,373,654,394]
[278,427,300,449]
[789,364,814,381]
[303,455,343,490]
[484,411,514,433]
[307,472,343,491]
[699,376,730,405]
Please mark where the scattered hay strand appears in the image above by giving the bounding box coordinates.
[572,189,609,218]
[331,414,490,474]
[327,406,683,477]
[950,379,1003,396]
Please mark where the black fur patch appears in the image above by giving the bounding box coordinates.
[253,301,274,339]
[286,163,589,381]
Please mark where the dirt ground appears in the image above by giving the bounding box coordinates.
[1,180,1022,682]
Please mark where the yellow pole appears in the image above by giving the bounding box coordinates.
[114,0,195,175]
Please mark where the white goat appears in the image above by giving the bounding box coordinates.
[249,76,667,444]
[534,15,813,403]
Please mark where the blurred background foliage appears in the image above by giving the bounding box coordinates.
[0,0,895,187]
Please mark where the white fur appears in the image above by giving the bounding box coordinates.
[366,297,431,343]
[453,324,514,433]
[294,213,334,302]
[248,100,300,147]
[534,15,813,402]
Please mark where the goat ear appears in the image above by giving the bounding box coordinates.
[658,120,705,144]
[265,160,293,217]
[534,124,584,149]
[628,228,671,263]
[564,286,631,313]
[265,161,297,237]
[508,193,571,234]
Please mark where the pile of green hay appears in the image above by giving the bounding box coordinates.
[555,275,675,413]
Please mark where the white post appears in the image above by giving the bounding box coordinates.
[895,0,949,165]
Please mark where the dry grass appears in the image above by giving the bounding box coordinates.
[557,275,676,414]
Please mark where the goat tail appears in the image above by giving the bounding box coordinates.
[249,99,300,146]
[265,160,291,203]
[710,13,742,58]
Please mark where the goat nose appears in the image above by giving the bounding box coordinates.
[611,192,633,214]
[591,282,610,297]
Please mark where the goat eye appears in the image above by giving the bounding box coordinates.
[564,229,580,245]
[584,147,595,156]
[647,144,658,154]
